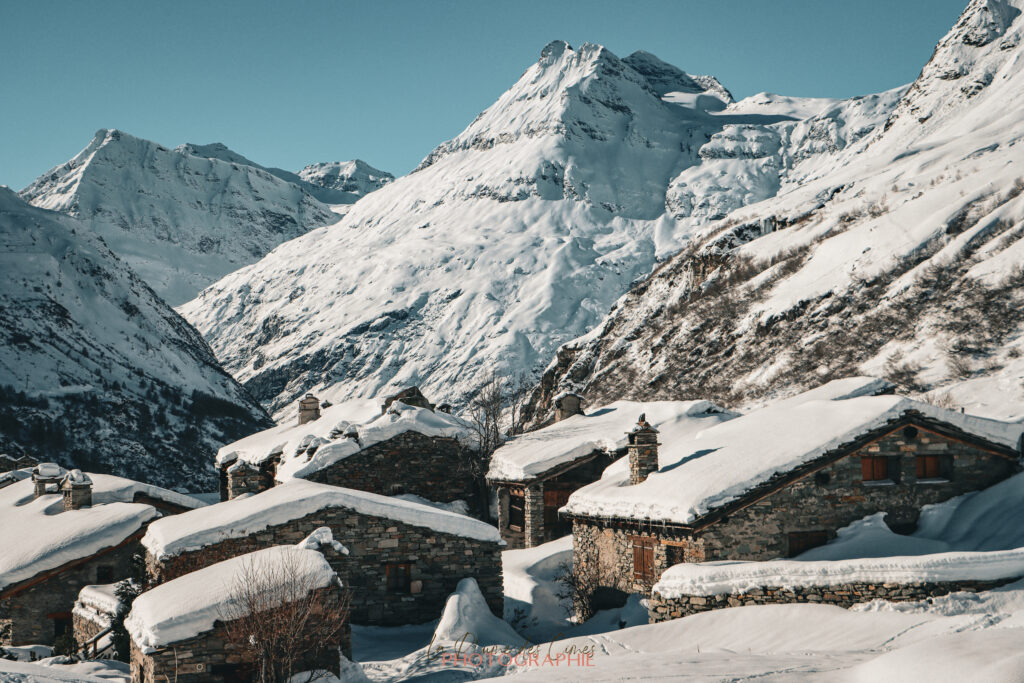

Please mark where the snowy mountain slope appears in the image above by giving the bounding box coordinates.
[177,142,393,205]
[20,130,339,305]
[527,0,1024,424]
[182,41,897,417]
[0,189,271,489]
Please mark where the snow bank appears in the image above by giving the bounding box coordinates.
[487,399,734,481]
[433,578,523,647]
[0,478,158,591]
[216,399,474,483]
[142,479,501,560]
[563,379,1023,525]
[125,545,338,651]
[653,548,1024,598]
[77,583,122,616]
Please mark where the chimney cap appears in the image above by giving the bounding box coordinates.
[629,413,658,433]
[61,469,92,489]
[33,462,65,479]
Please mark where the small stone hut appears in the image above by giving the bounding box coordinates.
[127,544,348,683]
[216,391,480,513]
[562,378,1023,620]
[487,399,733,548]
[142,479,504,626]
[0,468,206,646]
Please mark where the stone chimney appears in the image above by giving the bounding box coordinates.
[298,393,321,425]
[554,392,584,422]
[32,463,64,499]
[627,414,660,485]
[61,469,93,510]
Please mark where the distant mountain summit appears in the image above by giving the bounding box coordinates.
[21,130,340,305]
[181,40,895,417]
[297,160,394,204]
[0,188,271,489]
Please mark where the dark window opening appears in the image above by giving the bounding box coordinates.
[902,426,919,440]
[543,489,572,538]
[915,455,947,479]
[96,565,115,584]
[632,537,656,582]
[788,530,829,557]
[861,456,890,482]
[390,484,406,495]
[508,492,525,531]
[385,562,412,593]
[50,614,72,638]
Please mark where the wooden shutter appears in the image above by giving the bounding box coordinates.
[632,537,655,581]
[861,456,888,481]
[916,455,941,478]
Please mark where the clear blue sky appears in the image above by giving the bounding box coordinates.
[1,0,968,190]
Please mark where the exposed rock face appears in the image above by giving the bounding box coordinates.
[0,189,271,489]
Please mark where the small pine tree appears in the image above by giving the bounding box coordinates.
[109,554,146,662]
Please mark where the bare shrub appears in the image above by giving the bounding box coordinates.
[947,353,974,379]
[1007,177,1024,201]
[866,197,889,218]
[219,555,349,683]
[883,351,925,391]
[553,560,596,623]
[923,391,959,410]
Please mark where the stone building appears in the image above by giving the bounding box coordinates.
[0,466,206,646]
[487,399,734,548]
[216,388,481,512]
[561,378,1023,620]
[72,584,120,657]
[127,544,348,683]
[142,479,504,627]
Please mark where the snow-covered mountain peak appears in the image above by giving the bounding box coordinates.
[20,130,339,305]
[296,159,394,202]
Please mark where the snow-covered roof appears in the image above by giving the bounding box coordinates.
[487,400,735,482]
[76,583,122,616]
[142,479,502,561]
[563,379,1023,526]
[652,548,1024,599]
[125,545,338,651]
[215,398,474,482]
[0,479,158,592]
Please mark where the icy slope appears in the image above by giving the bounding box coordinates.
[0,189,271,489]
[20,130,339,305]
[182,42,896,416]
[528,0,1024,423]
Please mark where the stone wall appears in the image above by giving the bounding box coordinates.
[305,432,480,512]
[72,604,112,654]
[648,577,1022,622]
[571,423,1019,620]
[1,540,139,646]
[147,507,503,627]
[130,585,348,683]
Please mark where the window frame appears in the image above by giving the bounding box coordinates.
[507,490,525,531]
[385,562,412,594]
[96,565,115,584]
[861,455,891,482]
[915,454,947,480]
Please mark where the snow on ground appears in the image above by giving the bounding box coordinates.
[142,479,501,561]
[563,380,1023,526]
[216,399,473,483]
[0,478,157,591]
[501,536,573,641]
[125,545,338,651]
[0,659,129,683]
[487,399,733,482]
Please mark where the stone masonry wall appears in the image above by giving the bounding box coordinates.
[571,424,1019,620]
[1,541,140,646]
[72,607,111,654]
[147,507,503,627]
[648,577,1022,622]
[130,585,347,683]
[306,432,480,512]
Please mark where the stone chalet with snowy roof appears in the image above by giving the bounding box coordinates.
[561,378,1024,620]
[487,397,735,548]
[127,542,348,683]
[216,388,483,514]
[0,465,206,646]
[141,479,504,627]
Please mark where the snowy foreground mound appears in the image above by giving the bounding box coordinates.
[531,0,1024,422]
[181,41,897,416]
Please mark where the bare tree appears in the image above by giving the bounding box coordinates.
[462,370,533,521]
[218,556,350,683]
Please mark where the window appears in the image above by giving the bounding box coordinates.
[788,530,829,557]
[48,612,72,638]
[632,537,656,582]
[385,563,412,593]
[389,484,406,495]
[96,565,115,584]
[861,456,890,482]
[916,455,945,479]
[508,491,525,531]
